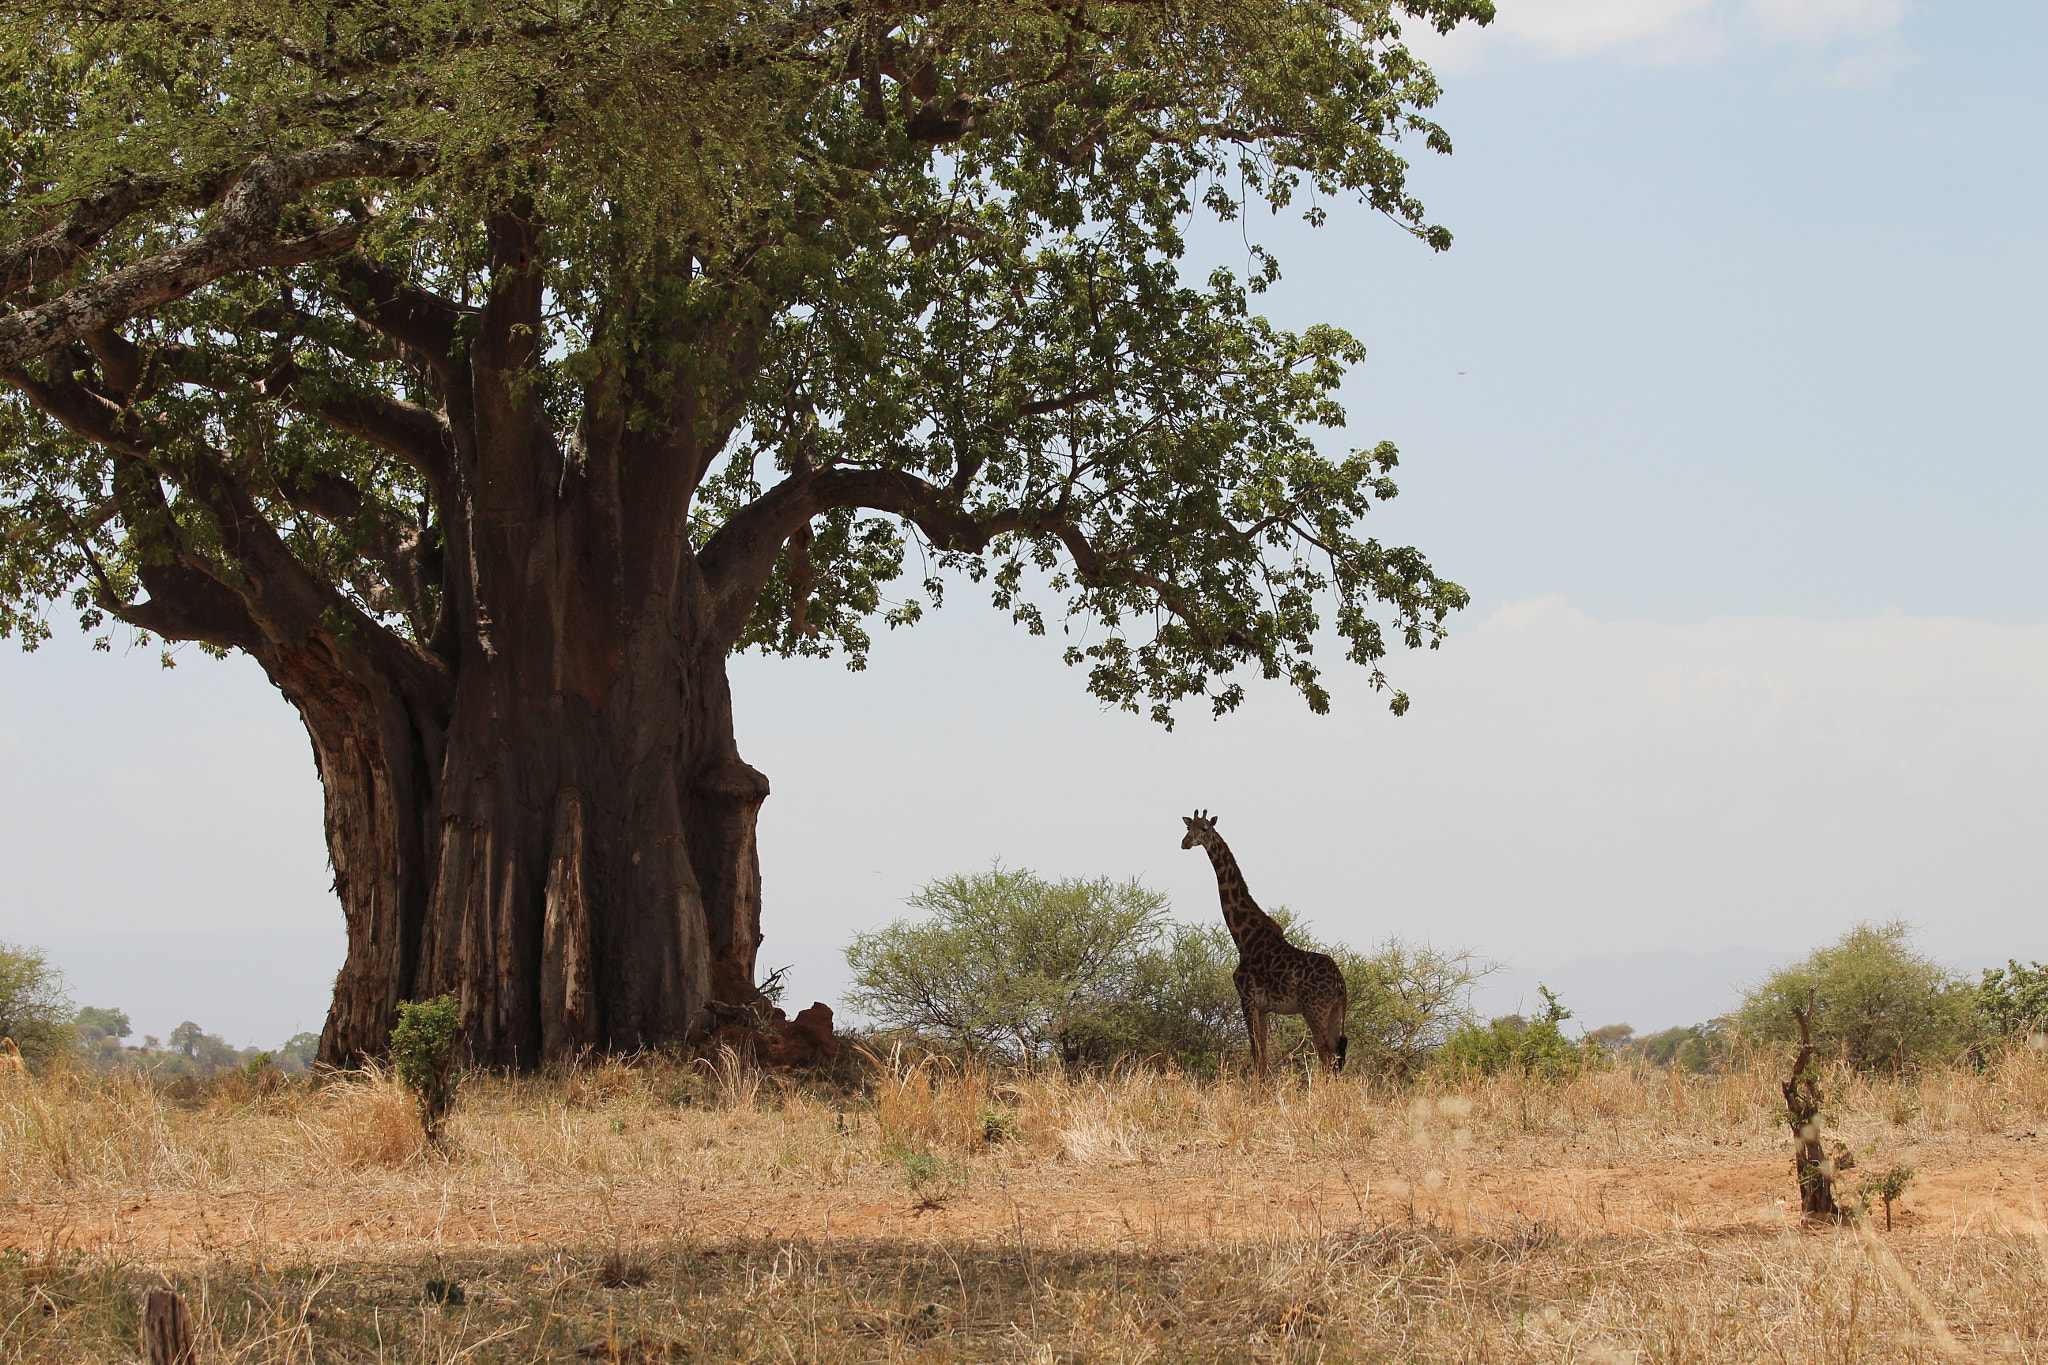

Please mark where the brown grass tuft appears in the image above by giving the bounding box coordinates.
[304,1064,426,1171]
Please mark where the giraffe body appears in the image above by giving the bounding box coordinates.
[1181,810,1349,1077]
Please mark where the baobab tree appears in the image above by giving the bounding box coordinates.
[0,0,1485,1066]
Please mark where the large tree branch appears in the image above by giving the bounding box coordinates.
[267,466,439,641]
[324,253,470,383]
[0,138,437,371]
[697,462,1226,652]
[3,352,448,689]
[169,439,452,698]
[256,358,455,493]
[0,358,149,454]
[87,451,266,652]
[0,173,179,302]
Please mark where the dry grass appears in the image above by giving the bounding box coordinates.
[1,1048,2045,1362]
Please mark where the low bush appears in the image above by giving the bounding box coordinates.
[1979,960,2048,1042]
[845,866,1486,1076]
[0,940,73,1072]
[1442,986,1603,1078]
[389,994,463,1145]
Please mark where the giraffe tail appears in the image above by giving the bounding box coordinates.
[1335,1036,1349,1072]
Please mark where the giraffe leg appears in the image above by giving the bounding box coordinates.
[1241,997,1269,1080]
[1320,1006,1349,1073]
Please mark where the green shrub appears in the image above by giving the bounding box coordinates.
[1632,1021,1731,1072]
[1144,913,1488,1077]
[1442,986,1600,1078]
[845,867,1485,1075]
[0,940,73,1072]
[1978,960,2048,1042]
[845,865,1171,1061]
[1732,921,1978,1073]
[389,994,464,1145]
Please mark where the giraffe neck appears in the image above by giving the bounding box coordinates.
[1203,837,1280,951]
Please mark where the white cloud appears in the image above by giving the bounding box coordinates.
[1406,0,1914,82]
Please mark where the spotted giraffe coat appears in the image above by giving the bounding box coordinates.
[1181,810,1349,1077]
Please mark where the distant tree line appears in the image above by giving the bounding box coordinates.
[0,940,320,1076]
[1582,921,2045,1076]
[7,909,2038,1082]
[847,879,2048,1080]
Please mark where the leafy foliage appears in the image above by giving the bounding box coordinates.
[0,0,1484,722]
[1124,913,1487,1075]
[1854,1162,1916,1231]
[1442,985,1601,1078]
[845,867,1483,1073]
[1978,960,2048,1042]
[1733,922,1979,1074]
[389,993,463,1144]
[0,939,72,1071]
[1633,1021,1731,1073]
[845,866,1171,1061]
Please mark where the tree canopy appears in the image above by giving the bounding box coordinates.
[0,939,71,1070]
[0,0,1492,1063]
[1734,921,1977,1073]
[0,0,1480,722]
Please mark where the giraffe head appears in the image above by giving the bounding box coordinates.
[1180,809,1219,850]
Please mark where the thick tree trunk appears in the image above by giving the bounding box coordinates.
[292,607,773,1068]
[280,208,799,1070]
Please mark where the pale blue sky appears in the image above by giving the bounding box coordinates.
[1,0,2041,1045]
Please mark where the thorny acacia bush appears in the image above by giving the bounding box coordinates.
[1442,985,1605,1079]
[1979,959,2048,1043]
[846,867,1486,1073]
[1734,921,1980,1073]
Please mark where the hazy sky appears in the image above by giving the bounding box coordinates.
[1,0,2041,1045]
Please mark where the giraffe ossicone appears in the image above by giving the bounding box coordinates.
[1181,809,1349,1078]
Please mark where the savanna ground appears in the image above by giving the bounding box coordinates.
[3,1048,2046,1363]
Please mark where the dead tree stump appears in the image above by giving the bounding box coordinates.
[144,1287,196,1365]
[1781,993,1839,1221]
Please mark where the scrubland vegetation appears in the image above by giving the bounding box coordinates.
[8,908,2047,1360]
[3,1039,2047,1362]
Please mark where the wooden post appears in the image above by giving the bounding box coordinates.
[1781,992,1838,1221]
[144,1287,196,1365]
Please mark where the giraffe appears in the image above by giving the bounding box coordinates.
[1181,810,1349,1078]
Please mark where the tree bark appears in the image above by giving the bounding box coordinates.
[297,618,773,1069]
[143,1288,196,1365]
[1782,994,1838,1221]
[283,214,782,1068]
